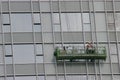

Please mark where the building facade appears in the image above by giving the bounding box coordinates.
[0,0,120,80]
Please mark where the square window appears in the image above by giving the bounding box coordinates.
[13,45,34,64]
[53,13,60,24]
[83,13,90,23]
[106,1,113,11]
[3,14,10,24]
[34,25,41,32]
[108,23,115,31]
[110,44,117,54]
[5,45,12,55]
[36,56,43,63]
[5,57,12,64]
[54,25,60,31]
[101,64,111,73]
[107,13,114,23]
[3,25,11,32]
[36,44,43,55]
[94,2,104,11]
[33,13,41,23]
[95,13,106,31]
[0,65,4,76]
[111,55,118,63]
[83,23,91,31]
[11,14,32,32]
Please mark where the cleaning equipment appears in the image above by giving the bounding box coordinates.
[54,46,107,62]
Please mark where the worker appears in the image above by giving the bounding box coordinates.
[86,42,95,54]
[86,42,95,62]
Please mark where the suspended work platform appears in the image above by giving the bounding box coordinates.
[54,46,107,61]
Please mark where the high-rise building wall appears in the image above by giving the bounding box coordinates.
[0,0,120,80]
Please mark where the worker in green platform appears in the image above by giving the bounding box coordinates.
[86,42,95,62]
[86,42,95,54]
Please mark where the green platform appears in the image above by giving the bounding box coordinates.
[54,46,107,61]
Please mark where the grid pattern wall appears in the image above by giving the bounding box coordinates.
[0,0,120,80]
